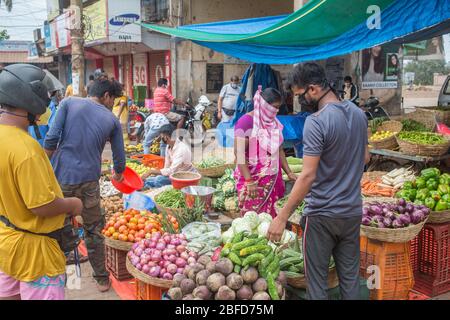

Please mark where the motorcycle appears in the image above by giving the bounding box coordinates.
[363,96,390,120]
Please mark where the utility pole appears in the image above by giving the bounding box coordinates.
[70,0,86,97]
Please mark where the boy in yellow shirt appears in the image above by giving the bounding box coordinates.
[0,64,82,300]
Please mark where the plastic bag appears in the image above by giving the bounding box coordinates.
[182,222,221,243]
[123,191,155,211]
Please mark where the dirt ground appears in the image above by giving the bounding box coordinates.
[402,85,441,110]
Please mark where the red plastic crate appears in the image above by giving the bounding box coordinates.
[105,245,133,281]
[360,236,414,300]
[410,222,450,297]
[135,279,168,300]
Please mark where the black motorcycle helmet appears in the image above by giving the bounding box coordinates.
[0,64,51,116]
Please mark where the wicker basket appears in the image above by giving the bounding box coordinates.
[223,210,241,219]
[195,163,235,178]
[417,107,450,126]
[368,121,403,150]
[428,210,450,224]
[360,218,428,243]
[104,236,134,251]
[126,257,173,289]
[390,109,436,131]
[286,268,339,289]
[362,171,387,182]
[363,196,396,204]
[396,135,450,157]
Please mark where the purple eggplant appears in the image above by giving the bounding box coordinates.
[405,204,414,213]
[398,214,411,226]
[382,207,390,216]
[363,207,369,216]
[410,210,424,224]
[397,198,407,207]
[362,216,371,226]
[383,217,393,228]
[392,219,403,229]
[377,221,385,229]
[384,211,396,221]
[369,205,383,216]
[397,206,406,215]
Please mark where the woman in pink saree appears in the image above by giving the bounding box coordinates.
[234,87,298,217]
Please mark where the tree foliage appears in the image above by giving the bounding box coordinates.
[404,60,450,85]
[0,29,10,41]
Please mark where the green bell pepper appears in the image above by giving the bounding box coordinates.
[441,194,450,202]
[414,199,425,206]
[439,176,450,186]
[430,191,441,201]
[408,189,417,201]
[414,177,427,189]
[438,184,450,196]
[402,181,414,190]
[421,168,440,181]
[395,190,412,201]
[435,199,448,212]
[424,197,436,210]
[426,179,439,191]
[416,188,430,201]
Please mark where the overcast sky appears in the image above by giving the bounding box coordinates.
[0,0,47,41]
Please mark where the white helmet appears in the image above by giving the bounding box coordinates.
[198,95,211,106]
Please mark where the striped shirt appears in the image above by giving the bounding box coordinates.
[153,87,174,114]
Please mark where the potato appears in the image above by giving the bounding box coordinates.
[252,278,267,292]
[180,279,196,295]
[215,258,234,276]
[167,287,183,300]
[236,285,253,300]
[240,267,259,284]
[226,273,243,290]
[215,285,236,300]
[196,270,211,286]
[206,273,226,293]
[252,291,271,300]
[277,271,287,287]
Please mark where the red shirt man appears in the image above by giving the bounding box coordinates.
[153,78,186,128]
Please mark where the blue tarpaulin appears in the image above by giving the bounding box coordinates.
[171,0,449,64]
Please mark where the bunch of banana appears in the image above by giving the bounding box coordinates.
[150,138,160,154]
[202,112,212,130]
[125,143,143,153]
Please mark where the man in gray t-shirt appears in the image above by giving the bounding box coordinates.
[268,63,370,300]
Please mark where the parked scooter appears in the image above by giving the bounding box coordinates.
[363,96,390,120]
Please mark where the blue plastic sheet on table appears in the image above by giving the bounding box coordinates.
[216,120,234,148]
[123,191,155,211]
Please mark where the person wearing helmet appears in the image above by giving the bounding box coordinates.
[44,77,126,293]
[0,64,83,300]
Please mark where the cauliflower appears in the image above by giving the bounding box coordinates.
[243,211,260,230]
[232,217,253,234]
[224,196,238,212]
[222,180,236,196]
[221,228,234,244]
[257,221,270,237]
[258,212,273,224]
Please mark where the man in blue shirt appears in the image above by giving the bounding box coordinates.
[44,78,126,293]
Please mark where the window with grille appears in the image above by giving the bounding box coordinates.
[142,0,169,23]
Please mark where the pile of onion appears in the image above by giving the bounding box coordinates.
[127,232,197,280]
[362,198,430,229]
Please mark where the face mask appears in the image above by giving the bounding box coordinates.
[231,83,238,89]
[298,86,332,113]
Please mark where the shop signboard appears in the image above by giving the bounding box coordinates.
[108,0,141,42]
[133,53,148,87]
[44,21,56,52]
[84,0,107,43]
[361,44,400,89]
[46,0,60,21]
[55,11,71,48]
